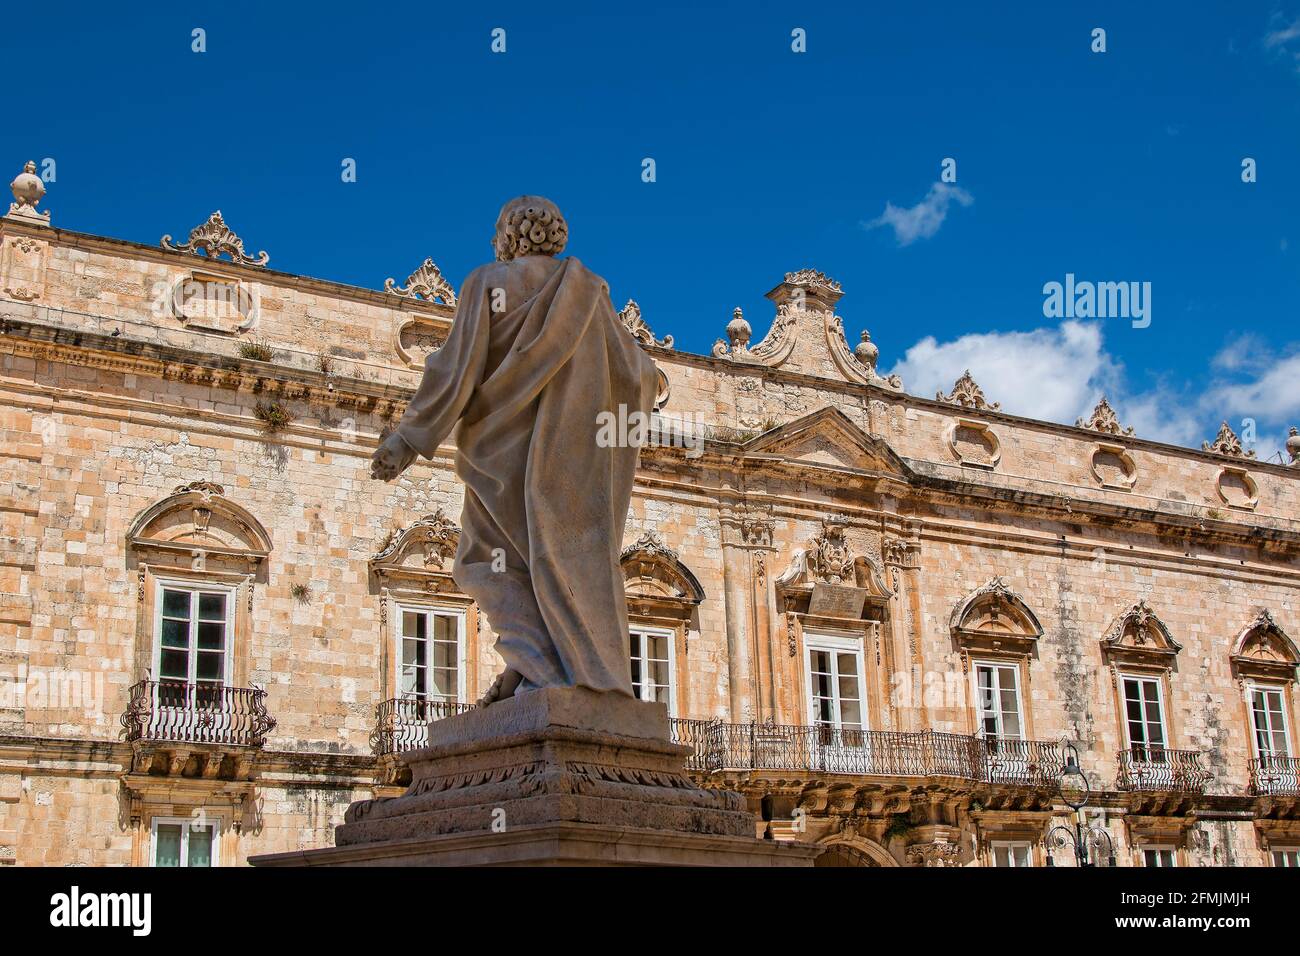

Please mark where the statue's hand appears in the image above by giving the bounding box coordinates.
[370,432,419,482]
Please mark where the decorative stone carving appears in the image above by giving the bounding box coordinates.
[947,419,1001,469]
[1102,600,1181,665]
[1077,396,1134,436]
[826,314,903,390]
[804,515,856,585]
[1286,426,1300,466]
[1215,466,1259,511]
[712,307,759,361]
[618,300,672,349]
[906,841,962,867]
[6,161,50,224]
[128,484,272,573]
[162,211,269,267]
[1,234,49,301]
[621,530,705,618]
[384,258,457,305]
[950,576,1044,653]
[1091,443,1137,490]
[394,317,449,367]
[1230,609,1300,682]
[936,370,1000,411]
[372,509,461,571]
[1202,421,1255,459]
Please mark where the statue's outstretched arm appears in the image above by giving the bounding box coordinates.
[371,269,492,481]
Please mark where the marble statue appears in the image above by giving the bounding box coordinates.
[370,196,658,706]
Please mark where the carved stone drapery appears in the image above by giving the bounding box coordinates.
[1077,396,1135,436]
[618,300,672,349]
[936,370,1000,411]
[384,258,457,305]
[774,516,894,614]
[161,211,269,267]
[1202,421,1255,459]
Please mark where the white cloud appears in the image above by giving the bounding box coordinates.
[884,320,1299,453]
[1264,16,1300,48]
[863,182,973,246]
[889,320,1118,424]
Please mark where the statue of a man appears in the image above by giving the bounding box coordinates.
[371,196,658,705]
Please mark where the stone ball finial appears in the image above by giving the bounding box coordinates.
[1287,426,1300,465]
[493,195,568,262]
[8,160,48,221]
[726,307,751,350]
[854,330,879,368]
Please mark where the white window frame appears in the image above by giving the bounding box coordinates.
[972,660,1025,741]
[803,633,868,731]
[1142,845,1177,868]
[149,815,220,868]
[628,624,677,716]
[152,577,236,686]
[1120,673,1168,757]
[990,840,1033,868]
[393,602,467,705]
[1271,847,1299,867]
[1247,682,1292,759]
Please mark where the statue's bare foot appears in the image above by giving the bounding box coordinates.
[477,668,524,707]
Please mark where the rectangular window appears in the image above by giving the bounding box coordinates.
[1142,846,1177,867]
[1122,676,1167,761]
[1272,848,1299,867]
[398,607,463,704]
[155,584,232,705]
[629,626,674,714]
[151,817,217,868]
[974,662,1023,740]
[1249,686,1291,759]
[991,841,1033,867]
[805,635,865,733]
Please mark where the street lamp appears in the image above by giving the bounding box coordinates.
[1044,742,1116,867]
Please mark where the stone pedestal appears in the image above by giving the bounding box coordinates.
[251,686,817,867]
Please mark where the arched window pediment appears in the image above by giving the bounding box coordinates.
[1231,609,1299,682]
[773,516,894,604]
[370,509,463,593]
[128,481,271,569]
[1101,600,1181,668]
[950,577,1043,655]
[621,531,704,620]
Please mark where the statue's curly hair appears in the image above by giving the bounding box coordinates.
[493,196,568,262]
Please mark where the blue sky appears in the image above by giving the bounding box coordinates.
[6,2,1300,458]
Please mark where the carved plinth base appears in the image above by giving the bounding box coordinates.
[251,686,817,867]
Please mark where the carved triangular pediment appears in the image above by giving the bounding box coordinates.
[743,406,910,480]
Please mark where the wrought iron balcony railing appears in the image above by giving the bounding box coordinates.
[1115,746,1211,794]
[1250,754,1300,797]
[371,697,475,756]
[668,718,1063,787]
[121,679,276,748]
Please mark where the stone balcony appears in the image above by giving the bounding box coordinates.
[670,718,1065,799]
[1115,746,1212,794]
[1250,754,1300,797]
[370,697,475,786]
[120,679,276,780]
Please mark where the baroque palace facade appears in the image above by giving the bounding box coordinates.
[2,163,1300,868]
